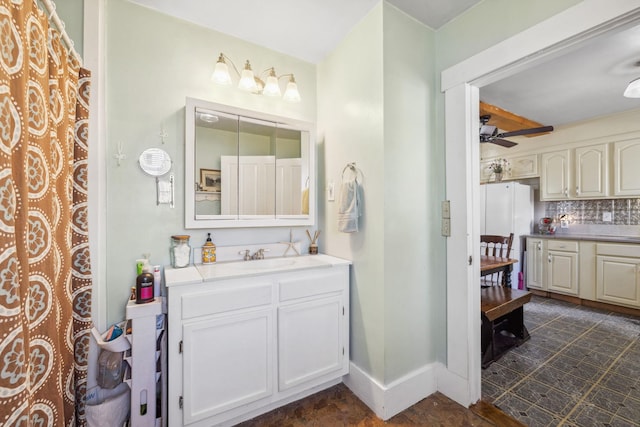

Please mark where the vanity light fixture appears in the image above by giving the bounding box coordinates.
[623,77,640,98]
[211,52,301,102]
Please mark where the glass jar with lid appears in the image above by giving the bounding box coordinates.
[170,235,191,268]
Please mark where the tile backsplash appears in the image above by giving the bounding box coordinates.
[544,199,640,226]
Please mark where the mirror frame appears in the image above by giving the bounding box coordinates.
[184,97,315,228]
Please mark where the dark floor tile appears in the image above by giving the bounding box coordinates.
[511,341,555,363]
[494,393,563,427]
[481,378,505,402]
[527,332,567,352]
[494,351,540,375]
[569,401,635,427]
[511,379,578,416]
[482,364,525,389]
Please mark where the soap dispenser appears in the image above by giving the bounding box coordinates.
[201,232,216,264]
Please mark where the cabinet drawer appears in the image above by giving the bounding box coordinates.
[181,283,272,319]
[280,270,345,302]
[596,243,640,258]
[547,240,578,252]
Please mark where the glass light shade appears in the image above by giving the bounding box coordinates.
[624,77,640,98]
[263,74,281,97]
[211,61,232,85]
[238,61,258,92]
[283,76,301,102]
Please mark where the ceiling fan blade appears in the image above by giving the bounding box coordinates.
[491,138,518,148]
[499,125,554,138]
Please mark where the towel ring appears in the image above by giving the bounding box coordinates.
[341,162,363,182]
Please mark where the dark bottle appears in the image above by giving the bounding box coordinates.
[136,268,155,304]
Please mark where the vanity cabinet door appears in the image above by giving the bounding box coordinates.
[278,295,345,391]
[182,308,274,425]
[526,238,545,290]
[596,255,640,307]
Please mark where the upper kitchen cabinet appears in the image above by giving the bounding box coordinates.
[574,144,609,198]
[540,144,609,200]
[480,153,538,183]
[540,150,571,200]
[613,139,640,196]
[185,98,315,228]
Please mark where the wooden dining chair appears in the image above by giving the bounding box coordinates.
[480,233,514,286]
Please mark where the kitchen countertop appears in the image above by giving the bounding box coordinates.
[523,234,640,244]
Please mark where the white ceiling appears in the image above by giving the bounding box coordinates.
[127,0,481,63]
[128,0,640,128]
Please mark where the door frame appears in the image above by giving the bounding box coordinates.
[441,0,640,406]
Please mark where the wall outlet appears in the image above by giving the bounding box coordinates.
[603,211,612,222]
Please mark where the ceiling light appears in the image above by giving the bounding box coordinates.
[623,77,640,98]
[211,52,301,102]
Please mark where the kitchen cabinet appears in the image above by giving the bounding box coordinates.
[509,154,538,179]
[480,154,538,183]
[574,144,609,198]
[596,243,640,308]
[540,145,609,200]
[526,238,545,290]
[613,139,640,196]
[166,261,349,427]
[547,240,579,296]
[540,150,571,200]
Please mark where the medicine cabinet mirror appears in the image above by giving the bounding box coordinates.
[185,98,315,228]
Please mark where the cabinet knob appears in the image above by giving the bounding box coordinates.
[548,255,552,263]
[576,186,580,195]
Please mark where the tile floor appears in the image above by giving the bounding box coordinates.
[482,295,640,427]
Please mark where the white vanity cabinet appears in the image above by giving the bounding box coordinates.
[596,243,640,308]
[546,240,579,296]
[166,257,350,427]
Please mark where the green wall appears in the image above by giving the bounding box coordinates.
[105,0,316,323]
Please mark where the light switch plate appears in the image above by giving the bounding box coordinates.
[603,211,612,222]
[442,200,451,218]
[327,182,335,202]
[441,218,451,237]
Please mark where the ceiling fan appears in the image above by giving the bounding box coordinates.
[479,114,554,148]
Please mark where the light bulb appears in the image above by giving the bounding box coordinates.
[238,60,258,92]
[263,68,281,97]
[211,53,232,85]
[283,75,301,102]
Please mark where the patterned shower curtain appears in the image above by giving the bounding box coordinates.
[0,0,93,426]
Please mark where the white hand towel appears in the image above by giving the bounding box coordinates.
[338,180,361,233]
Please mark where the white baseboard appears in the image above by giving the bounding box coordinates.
[343,361,438,420]
[435,363,474,407]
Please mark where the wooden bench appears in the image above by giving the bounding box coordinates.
[481,287,532,368]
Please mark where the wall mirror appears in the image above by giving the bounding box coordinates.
[185,98,315,228]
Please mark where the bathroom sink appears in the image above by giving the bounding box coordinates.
[230,257,297,270]
[196,255,331,280]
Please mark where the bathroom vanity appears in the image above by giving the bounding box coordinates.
[164,254,350,426]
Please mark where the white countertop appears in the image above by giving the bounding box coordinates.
[524,234,640,244]
[164,254,351,287]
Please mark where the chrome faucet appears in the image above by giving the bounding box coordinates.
[252,248,269,260]
[239,249,251,261]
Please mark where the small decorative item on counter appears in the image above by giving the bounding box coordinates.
[152,265,162,297]
[136,266,154,304]
[306,229,320,255]
[170,235,191,268]
[538,217,555,234]
[201,232,216,264]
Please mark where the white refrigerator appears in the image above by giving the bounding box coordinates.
[480,182,534,289]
